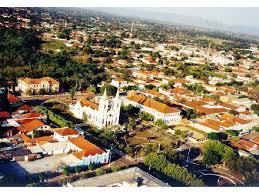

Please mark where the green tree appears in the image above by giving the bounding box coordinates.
[207,132,221,140]
[145,84,156,90]
[70,87,76,102]
[155,119,168,130]
[101,84,117,96]
[63,166,70,176]
[204,150,221,165]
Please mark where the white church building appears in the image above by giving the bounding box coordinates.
[69,89,121,128]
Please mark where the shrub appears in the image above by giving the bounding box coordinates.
[88,164,95,171]
[63,166,70,176]
[96,168,106,176]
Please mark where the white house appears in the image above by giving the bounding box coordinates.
[53,127,80,142]
[69,89,121,128]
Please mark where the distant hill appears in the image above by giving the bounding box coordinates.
[91,8,259,38]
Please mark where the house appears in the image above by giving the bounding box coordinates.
[63,136,110,167]
[111,78,128,88]
[232,139,258,154]
[122,94,181,125]
[193,113,259,133]
[53,127,80,141]
[69,89,121,128]
[16,119,50,135]
[7,94,23,109]
[17,77,59,94]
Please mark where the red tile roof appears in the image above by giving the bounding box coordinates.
[55,128,79,136]
[69,136,105,159]
[20,134,54,144]
[19,112,43,119]
[16,104,32,111]
[0,111,10,119]
[7,94,21,104]
[17,119,45,133]
[233,139,258,152]
[79,98,98,110]
[128,94,180,114]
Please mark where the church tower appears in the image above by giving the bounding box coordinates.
[96,89,121,128]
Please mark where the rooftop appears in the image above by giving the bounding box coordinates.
[68,167,169,187]
[55,128,79,136]
[17,119,45,133]
[127,94,180,114]
[69,136,105,159]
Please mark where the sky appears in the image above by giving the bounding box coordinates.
[96,7,259,28]
[93,7,259,36]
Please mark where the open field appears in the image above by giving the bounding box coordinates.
[41,39,66,52]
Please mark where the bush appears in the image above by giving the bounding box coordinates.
[96,168,106,176]
[63,166,70,176]
[75,166,82,173]
[155,119,168,130]
[101,84,117,96]
[252,126,259,132]
[111,165,122,172]
[88,163,95,171]
[226,156,257,180]
[138,111,154,121]
[145,84,156,90]
[207,132,228,140]
[225,130,239,137]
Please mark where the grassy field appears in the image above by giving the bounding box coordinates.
[41,39,66,53]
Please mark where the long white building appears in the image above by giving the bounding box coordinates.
[122,94,182,125]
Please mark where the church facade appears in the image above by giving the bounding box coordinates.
[69,89,121,128]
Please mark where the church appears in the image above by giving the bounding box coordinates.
[69,89,121,128]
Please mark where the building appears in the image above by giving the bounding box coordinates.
[111,78,128,88]
[17,77,59,94]
[16,119,50,135]
[63,136,110,167]
[53,127,80,142]
[122,94,181,125]
[67,167,169,187]
[69,89,121,128]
